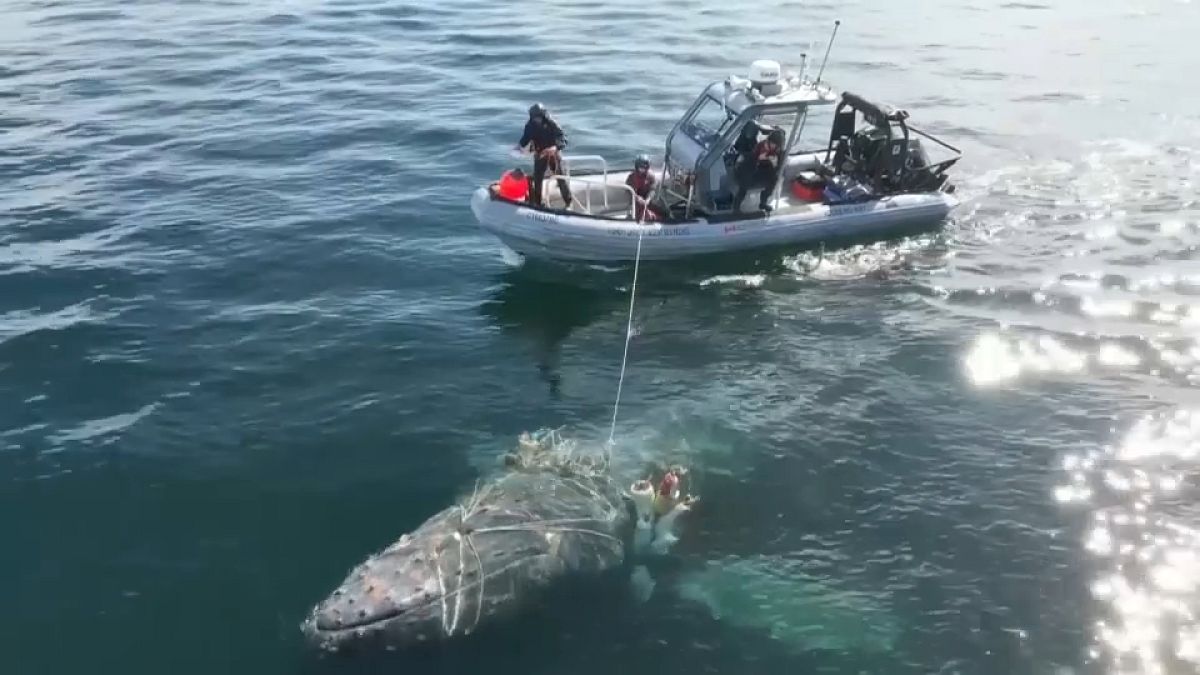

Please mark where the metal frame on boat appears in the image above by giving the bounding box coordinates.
[819,92,961,196]
[470,38,963,263]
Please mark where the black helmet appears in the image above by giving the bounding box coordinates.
[529,103,546,118]
[634,153,650,170]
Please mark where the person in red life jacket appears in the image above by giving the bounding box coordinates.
[731,120,766,161]
[514,103,574,209]
[493,167,529,201]
[658,469,679,499]
[652,468,680,517]
[654,464,698,517]
[723,120,769,175]
[733,126,787,214]
[625,154,660,221]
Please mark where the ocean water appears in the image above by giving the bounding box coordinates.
[3,0,1200,673]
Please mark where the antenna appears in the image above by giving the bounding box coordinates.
[815,20,841,85]
[797,53,808,82]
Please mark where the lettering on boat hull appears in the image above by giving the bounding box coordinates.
[607,226,692,238]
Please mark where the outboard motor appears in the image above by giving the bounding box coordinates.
[890,138,946,191]
[859,134,938,194]
[906,139,932,169]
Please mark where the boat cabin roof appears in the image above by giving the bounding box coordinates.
[700,76,839,117]
[670,73,840,155]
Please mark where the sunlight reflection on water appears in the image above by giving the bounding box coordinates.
[1057,411,1199,675]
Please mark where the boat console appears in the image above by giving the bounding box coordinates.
[655,58,961,219]
[659,59,838,217]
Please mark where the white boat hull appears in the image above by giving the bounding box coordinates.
[470,186,957,263]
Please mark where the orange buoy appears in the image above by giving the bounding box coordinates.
[497,169,528,201]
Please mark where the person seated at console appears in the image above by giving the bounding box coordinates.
[726,120,772,169]
[733,127,786,213]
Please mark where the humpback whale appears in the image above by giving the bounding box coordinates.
[301,431,695,652]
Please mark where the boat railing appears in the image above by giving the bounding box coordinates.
[906,124,962,157]
[560,154,610,210]
[546,172,646,222]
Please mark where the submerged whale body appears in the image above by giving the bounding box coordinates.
[301,456,635,652]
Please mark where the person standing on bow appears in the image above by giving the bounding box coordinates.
[515,103,574,209]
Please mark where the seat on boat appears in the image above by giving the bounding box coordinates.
[535,173,639,218]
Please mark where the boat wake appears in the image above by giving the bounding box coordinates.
[782,235,948,282]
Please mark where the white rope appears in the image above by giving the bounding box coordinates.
[434,541,450,635]
[468,524,624,547]
[449,531,465,635]
[607,226,646,455]
[465,532,484,632]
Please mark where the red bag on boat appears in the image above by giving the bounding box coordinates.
[790,179,824,203]
[497,169,528,201]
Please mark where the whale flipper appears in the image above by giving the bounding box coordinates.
[630,564,656,604]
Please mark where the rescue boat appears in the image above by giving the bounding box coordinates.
[470,56,962,264]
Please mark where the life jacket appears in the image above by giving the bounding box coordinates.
[754,140,780,164]
[497,170,528,201]
[628,170,655,198]
[658,471,679,498]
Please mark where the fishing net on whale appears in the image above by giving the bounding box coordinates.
[427,429,629,639]
[498,427,613,478]
[498,426,691,485]
[456,427,625,528]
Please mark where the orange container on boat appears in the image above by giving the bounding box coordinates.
[497,170,529,201]
[790,179,824,203]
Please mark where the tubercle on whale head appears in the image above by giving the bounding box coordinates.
[300,520,471,653]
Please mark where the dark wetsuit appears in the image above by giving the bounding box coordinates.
[734,139,784,212]
[519,116,573,208]
[732,124,762,158]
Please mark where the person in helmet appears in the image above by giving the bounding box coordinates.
[515,103,574,209]
[624,154,659,221]
[733,125,787,214]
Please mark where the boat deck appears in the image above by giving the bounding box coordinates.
[533,151,835,224]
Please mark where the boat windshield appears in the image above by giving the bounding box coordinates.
[680,95,735,150]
